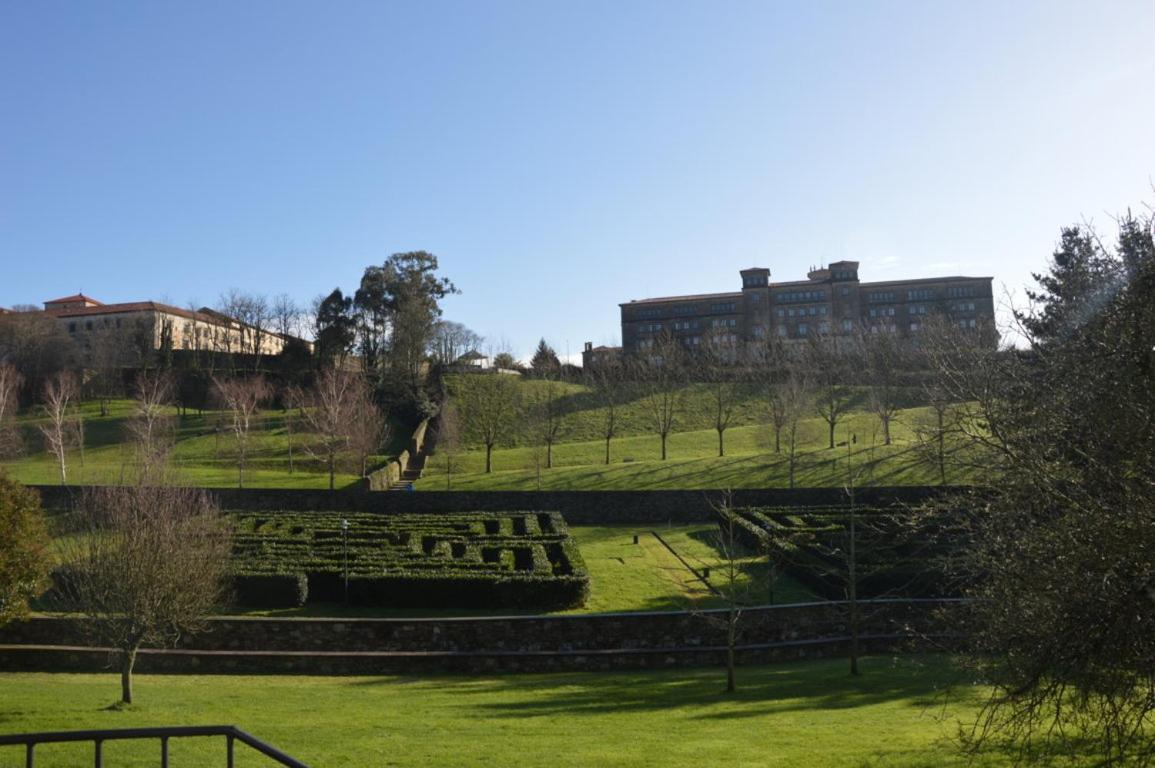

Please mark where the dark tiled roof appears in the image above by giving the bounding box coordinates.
[621,291,743,306]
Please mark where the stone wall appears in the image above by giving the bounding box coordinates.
[0,599,960,675]
[32,485,976,524]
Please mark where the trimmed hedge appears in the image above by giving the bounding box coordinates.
[719,505,953,599]
[230,511,589,610]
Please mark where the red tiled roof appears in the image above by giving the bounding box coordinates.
[41,301,225,325]
[44,293,103,306]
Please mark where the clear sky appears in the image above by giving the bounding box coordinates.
[2,1,1153,360]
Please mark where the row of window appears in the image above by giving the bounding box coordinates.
[947,286,977,298]
[776,305,829,318]
[867,291,896,303]
[869,307,897,318]
[907,289,934,301]
[832,269,857,280]
[775,290,826,303]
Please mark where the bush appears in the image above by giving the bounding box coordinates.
[0,474,50,626]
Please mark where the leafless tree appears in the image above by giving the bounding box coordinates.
[699,331,746,457]
[530,378,564,470]
[39,371,79,485]
[709,492,749,693]
[59,484,232,704]
[433,399,462,489]
[271,293,303,341]
[429,320,484,366]
[212,375,269,488]
[586,360,623,465]
[0,311,77,399]
[805,331,855,450]
[85,326,131,417]
[0,363,24,457]
[457,371,520,473]
[773,364,812,489]
[296,368,362,489]
[635,333,685,460]
[125,371,176,478]
[347,377,387,478]
[858,327,907,446]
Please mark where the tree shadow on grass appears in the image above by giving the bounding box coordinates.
[351,655,981,720]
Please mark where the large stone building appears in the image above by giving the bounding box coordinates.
[617,261,994,355]
[17,293,305,357]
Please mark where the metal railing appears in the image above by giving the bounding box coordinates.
[0,725,309,768]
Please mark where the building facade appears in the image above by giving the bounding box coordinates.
[24,294,305,357]
[618,261,994,355]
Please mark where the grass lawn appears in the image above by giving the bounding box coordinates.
[422,406,980,490]
[0,656,1012,767]
[0,399,408,489]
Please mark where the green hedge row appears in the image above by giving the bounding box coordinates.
[229,511,589,610]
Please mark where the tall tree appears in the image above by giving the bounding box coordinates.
[433,400,462,489]
[296,368,367,489]
[529,378,564,470]
[931,211,1155,765]
[59,485,232,704]
[356,252,458,393]
[314,289,356,366]
[858,328,906,446]
[529,339,561,379]
[125,371,176,478]
[699,331,745,458]
[429,321,483,366]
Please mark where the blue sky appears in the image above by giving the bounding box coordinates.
[2,1,1153,360]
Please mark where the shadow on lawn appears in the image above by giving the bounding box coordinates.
[352,656,980,720]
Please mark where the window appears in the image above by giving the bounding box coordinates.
[797,323,808,337]
[787,309,796,317]
[841,287,849,296]
[85,320,93,331]
[712,318,737,329]
[68,322,77,333]
[907,304,927,315]
[910,322,921,332]
[841,319,853,332]
[947,286,977,299]
[776,309,784,317]
[776,325,787,337]
[818,322,830,334]
[907,288,935,301]
[709,301,737,313]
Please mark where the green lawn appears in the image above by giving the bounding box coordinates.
[0,656,1013,767]
[423,406,980,490]
[0,399,408,489]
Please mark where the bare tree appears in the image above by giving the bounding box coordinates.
[530,378,564,470]
[858,328,906,446]
[699,331,745,458]
[125,371,176,478]
[347,377,387,478]
[212,375,269,488]
[296,368,362,489]
[0,363,24,457]
[39,371,79,485]
[59,485,232,704]
[433,399,462,489]
[635,333,684,461]
[586,360,622,465]
[271,293,302,341]
[805,331,855,450]
[457,372,520,473]
[429,320,483,366]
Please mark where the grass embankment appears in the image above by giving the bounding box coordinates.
[0,399,408,489]
[0,656,1011,767]
[427,373,980,489]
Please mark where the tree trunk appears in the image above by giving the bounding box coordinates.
[717,429,724,458]
[882,416,891,446]
[726,611,737,693]
[328,455,335,491]
[485,443,493,473]
[121,647,137,704]
[774,428,780,454]
[604,436,611,465]
[660,433,667,461]
[546,442,552,470]
[58,452,67,486]
[828,420,835,449]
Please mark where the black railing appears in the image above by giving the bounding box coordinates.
[0,725,309,768]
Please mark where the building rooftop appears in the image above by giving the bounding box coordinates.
[621,291,743,306]
[44,293,104,306]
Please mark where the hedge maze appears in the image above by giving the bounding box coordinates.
[231,511,590,610]
[720,505,952,600]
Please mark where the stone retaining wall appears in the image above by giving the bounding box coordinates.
[32,485,977,524]
[0,600,961,674]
